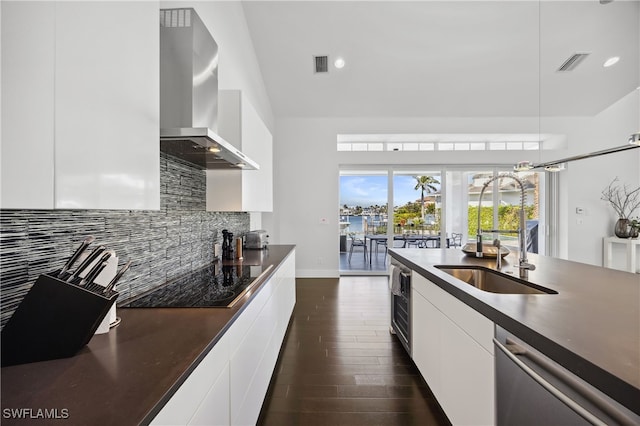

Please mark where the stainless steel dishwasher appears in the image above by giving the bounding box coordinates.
[494,326,639,425]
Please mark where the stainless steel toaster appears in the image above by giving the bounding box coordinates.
[245,230,269,249]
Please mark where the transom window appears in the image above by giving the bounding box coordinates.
[337,134,543,152]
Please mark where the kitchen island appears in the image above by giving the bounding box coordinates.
[390,248,639,422]
[0,245,295,426]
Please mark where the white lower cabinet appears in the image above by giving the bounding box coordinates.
[229,251,296,425]
[439,312,495,425]
[412,289,442,396]
[190,364,231,425]
[412,272,495,426]
[151,251,296,426]
[228,281,278,424]
[151,334,230,426]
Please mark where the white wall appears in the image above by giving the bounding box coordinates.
[271,116,547,277]
[542,90,640,266]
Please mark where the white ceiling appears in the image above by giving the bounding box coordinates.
[241,1,639,119]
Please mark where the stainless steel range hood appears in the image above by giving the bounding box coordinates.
[159,8,259,170]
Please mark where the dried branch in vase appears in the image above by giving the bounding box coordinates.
[601,177,640,219]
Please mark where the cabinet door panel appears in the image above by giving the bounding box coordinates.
[276,253,296,339]
[440,313,495,426]
[207,90,272,212]
[230,287,278,424]
[411,271,495,425]
[232,326,279,426]
[241,98,273,212]
[54,2,159,210]
[152,335,229,425]
[1,2,55,209]
[227,277,273,351]
[414,273,494,354]
[411,291,442,397]
[189,364,230,426]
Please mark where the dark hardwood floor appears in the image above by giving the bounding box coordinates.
[258,277,450,426]
[339,249,388,274]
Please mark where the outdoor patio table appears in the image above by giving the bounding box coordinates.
[364,234,451,265]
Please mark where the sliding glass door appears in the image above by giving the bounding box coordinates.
[339,168,546,275]
[339,171,388,273]
[393,171,443,248]
[445,169,545,254]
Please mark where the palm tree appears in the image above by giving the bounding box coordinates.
[414,176,440,220]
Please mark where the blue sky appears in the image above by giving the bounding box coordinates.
[340,175,441,207]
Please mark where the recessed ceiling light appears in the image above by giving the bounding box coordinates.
[334,57,345,69]
[603,56,620,67]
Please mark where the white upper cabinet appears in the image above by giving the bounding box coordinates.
[1,2,56,209]
[206,90,273,212]
[1,1,160,210]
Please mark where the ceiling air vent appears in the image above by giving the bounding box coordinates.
[314,55,329,73]
[557,52,590,72]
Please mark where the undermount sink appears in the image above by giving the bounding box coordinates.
[434,265,557,295]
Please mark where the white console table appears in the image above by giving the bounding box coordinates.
[603,236,640,273]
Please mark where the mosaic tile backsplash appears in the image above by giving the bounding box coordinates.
[0,153,249,327]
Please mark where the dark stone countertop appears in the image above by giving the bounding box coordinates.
[389,248,640,416]
[0,245,295,426]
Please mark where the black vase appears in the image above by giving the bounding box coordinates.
[614,218,633,238]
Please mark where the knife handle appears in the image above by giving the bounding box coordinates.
[103,260,132,295]
[74,250,112,286]
[77,250,113,286]
[79,261,108,287]
[67,246,106,282]
[58,236,96,278]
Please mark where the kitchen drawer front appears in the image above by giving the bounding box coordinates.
[230,280,279,424]
[188,364,230,426]
[413,272,493,354]
[227,276,275,351]
[151,334,230,426]
[232,320,281,426]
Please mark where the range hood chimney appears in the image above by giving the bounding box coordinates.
[159,8,259,170]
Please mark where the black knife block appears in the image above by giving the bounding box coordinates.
[1,272,119,367]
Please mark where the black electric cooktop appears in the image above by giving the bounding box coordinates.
[120,262,267,308]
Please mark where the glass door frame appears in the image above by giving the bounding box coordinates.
[339,164,549,275]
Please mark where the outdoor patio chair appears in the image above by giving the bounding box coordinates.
[375,238,388,262]
[348,233,368,263]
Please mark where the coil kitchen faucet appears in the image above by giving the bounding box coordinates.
[475,173,536,278]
